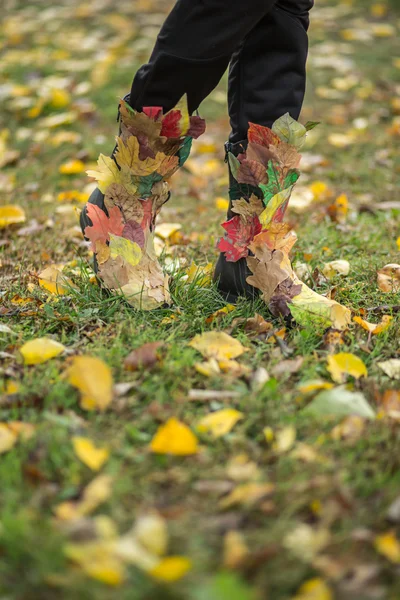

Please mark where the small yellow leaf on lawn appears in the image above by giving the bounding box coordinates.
[150,417,198,455]
[374,531,400,563]
[377,264,400,293]
[189,331,246,360]
[134,513,168,557]
[67,356,113,411]
[330,415,366,442]
[0,424,18,453]
[297,380,334,395]
[397,237,400,251]
[0,205,26,228]
[59,159,86,174]
[292,577,333,600]
[64,541,124,586]
[205,304,235,324]
[273,425,296,454]
[197,408,243,438]
[186,262,213,286]
[55,474,113,521]
[215,197,229,211]
[72,437,109,471]
[219,482,275,509]
[150,556,192,582]
[223,530,249,568]
[322,260,350,280]
[38,265,75,295]
[20,337,65,365]
[195,359,220,377]
[310,181,329,201]
[378,359,400,380]
[353,315,393,335]
[155,223,182,240]
[284,524,330,563]
[327,353,368,384]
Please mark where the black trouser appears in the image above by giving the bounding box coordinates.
[130,0,314,143]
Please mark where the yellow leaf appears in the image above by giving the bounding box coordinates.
[195,359,220,377]
[186,262,213,286]
[64,541,124,586]
[0,204,26,228]
[149,556,192,582]
[353,315,393,335]
[197,408,244,438]
[173,94,190,136]
[67,356,113,411]
[378,359,400,380]
[150,417,198,455]
[289,280,351,331]
[284,524,330,563]
[20,337,65,365]
[273,425,296,453]
[109,234,142,267]
[292,577,333,600]
[223,531,249,568]
[86,154,121,194]
[205,305,235,324]
[49,88,71,108]
[95,240,111,265]
[310,181,329,200]
[134,513,168,557]
[377,264,400,293]
[259,187,293,227]
[4,380,19,395]
[297,380,334,395]
[59,159,86,174]
[215,197,230,211]
[397,238,400,251]
[189,331,246,360]
[72,437,109,471]
[327,353,368,383]
[0,424,18,453]
[155,222,182,240]
[56,474,113,521]
[219,482,275,509]
[38,265,76,295]
[374,531,400,563]
[322,260,350,280]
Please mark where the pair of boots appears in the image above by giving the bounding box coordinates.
[80,96,351,330]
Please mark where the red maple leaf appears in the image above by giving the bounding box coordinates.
[84,204,124,249]
[217,215,262,262]
[187,116,206,139]
[248,122,281,148]
[142,106,163,120]
[160,110,182,138]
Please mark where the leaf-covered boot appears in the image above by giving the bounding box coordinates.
[215,115,352,330]
[80,96,205,309]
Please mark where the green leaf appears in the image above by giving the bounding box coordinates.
[302,387,375,419]
[136,172,162,197]
[228,152,240,181]
[178,136,193,167]
[272,113,307,149]
[194,573,255,600]
[305,120,321,132]
[259,161,281,205]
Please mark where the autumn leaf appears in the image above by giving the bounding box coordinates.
[196,409,244,438]
[38,265,76,295]
[377,264,400,292]
[109,234,142,267]
[292,578,333,600]
[246,248,290,303]
[149,557,192,582]
[189,331,246,360]
[72,437,109,471]
[0,205,26,228]
[248,122,281,148]
[377,359,400,380]
[272,113,307,149]
[150,418,198,455]
[303,387,375,419]
[327,352,368,383]
[55,474,113,521]
[86,154,121,193]
[67,356,113,411]
[84,204,124,249]
[353,314,393,335]
[374,531,400,563]
[231,195,264,218]
[217,215,262,262]
[219,482,275,509]
[124,341,163,371]
[236,159,268,186]
[20,337,65,365]
[322,260,350,279]
[0,424,18,454]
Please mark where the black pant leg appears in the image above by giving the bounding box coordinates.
[228,0,314,143]
[129,0,276,114]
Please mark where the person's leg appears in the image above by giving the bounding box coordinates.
[214,0,314,300]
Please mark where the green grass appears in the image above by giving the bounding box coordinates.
[1,0,400,598]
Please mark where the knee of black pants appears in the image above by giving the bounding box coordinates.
[275,0,314,30]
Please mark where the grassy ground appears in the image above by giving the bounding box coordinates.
[1,0,400,598]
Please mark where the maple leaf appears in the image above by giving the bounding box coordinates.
[231,195,264,218]
[122,221,145,248]
[160,110,181,138]
[253,223,297,254]
[246,249,290,302]
[248,122,281,148]
[236,159,268,186]
[115,136,165,176]
[86,155,120,194]
[84,204,124,249]
[217,215,262,262]
[187,115,206,139]
[142,106,163,120]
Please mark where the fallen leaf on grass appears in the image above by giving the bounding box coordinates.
[378,390,400,419]
[330,416,366,441]
[0,423,18,453]
[155,223,182,240]
[303,387,375,419]
[377,359,400,380]
[189,332,246,361]
[292,577,333,600]
[55,474,113,521]
[353,315,393,335]
[273,425,296,453]
[284,524,330,563]
[377,264,400,293]
[149,556,192,582]
[150,417,198,455]
[38,265,76,295]
[322,260,350,280]
[134,513,168,556]
[272,357,303,378]
[223,531,249,568]
[226,454,260,481]
[64,541,124,586]
[67,356,113,411]
[72,437,109,471]
[0,205,26,228]
[197,409,243,438]
[374,531,400,563]
[205,304,236,324]
[219,483,275,509]
[20,337,65,365]
[327,353,368,383]
[297,380,334,395]
[124,342,163,371]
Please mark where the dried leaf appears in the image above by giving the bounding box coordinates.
[220,483,275,509]
[377,264,400,293]
[196,409,244,438]
[231,195,264,218]
[303,387,375,419]
[109,234,142,267]
[67,356,113,411]
[84,204,124,249]
[149,557,192,582]
[322,260,350,279]
[292,577,333,600]
[217,215,262,262]
[374,531,400,563]
[377,359,400,380]
[0,205,26,228]
[283,524,330,563]
[150,417,198,455]
[353,315,393,335]
[38,265,76,295]
[72,437,109,471]
[189,332,246,360]
[124,341,163,371]
[55,474,113,521]
[272,113,307,149]
[87,155,122,194]
[327,353,368,383]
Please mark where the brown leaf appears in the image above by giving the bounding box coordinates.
[246,249,290,303]
[271,357,303,377]
[269,141,301,171]
[231,195,265,218]
[236,160,268,186]
[124,341,164,371]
